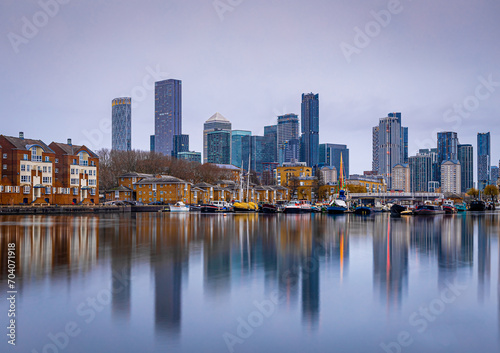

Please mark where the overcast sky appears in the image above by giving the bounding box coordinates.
[1,0,499,174]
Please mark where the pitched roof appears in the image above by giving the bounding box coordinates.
[107,185,133,192]
[119,172,153,178]
[51,142,98,158]
[134,175,187,185]
[2,135,54,153]
[206,112,229,122]
[193,182,215,188]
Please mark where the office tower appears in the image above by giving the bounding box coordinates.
[372,126,379,172]
[178,151,202,163]
[418,148,440,182]
[155,79,182,155]
[392,164,410,192]
[172,134,189,159]
[409,153,432,192]
[203,112,232,164]
[300,93,319,167]
[111,97,131,151]
[150,135,155,153]
[401,126,409,164]
[206,130,231,164]
[477,132,491,190]
[319,143,349,181]
[241,135,276,174]
[375,113,407,189]
[441,160,461,194]
[458,144,473,193]
[437,131,458,181]
[277,114,300,165]
[490,166,499,185]
[264,125,278,163]
[231,130,251,168]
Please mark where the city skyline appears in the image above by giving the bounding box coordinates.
[1,0,499,175]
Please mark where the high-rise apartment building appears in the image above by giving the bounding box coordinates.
[441,160,461,194]
[392,164,410,192]
[300,93,319,167]
[154,79,182,155]
[319,143,349,181]
[172,134,189,159]
[409,153,432,192]
[241,135,275,174]
[277,114,300,165]
[264,125,278,163]
[457,144,473,193]
[231,130,251,168]
[372,126,379,172]
[203,112,232,164]
[477,132,491,190]
[111,97,131,151]
[206,130,231,164]
[490,166,499,185]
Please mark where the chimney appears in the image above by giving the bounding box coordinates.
[67,138,72,146]
[19,132,24,140]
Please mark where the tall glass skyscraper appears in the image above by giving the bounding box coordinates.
[231,130,251,168]
[264,125,278,163]
[458,144,473,193]
[477,132,491,190]
[277,114,300,165]
[241,135,276,174]
[155,79,182,156]
[409,153,432,192]
[112,97,131,151]
[204,113,232,164]
[172,134,189,158]
[300,93,319,167]
[436,131,458,181]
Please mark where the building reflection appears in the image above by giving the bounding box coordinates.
[477,215,491,303]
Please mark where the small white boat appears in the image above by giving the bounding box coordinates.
[169,201,190,212]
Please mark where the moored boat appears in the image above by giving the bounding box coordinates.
[169,201,190,212]
[354,206,372,215]
[260,203,278,213]
[413,204,444,215]
[233,201,258,212]
[390,204,406,217]
[469,200,486,211]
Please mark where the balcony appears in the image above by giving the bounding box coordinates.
[31,156,42,162]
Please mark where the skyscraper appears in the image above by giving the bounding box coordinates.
[372,126,379,172]
[490,166,499,185]
[204,113,232,164]
[241,135,275,174]
[409,153,432,192]
[375,113,407,189]
[437,131,458,181]
[150,135,155,153]
[264,125,278,163]
[172,134,189,159]
[458,144,473,193]
[277,114,300,165]
[477,132,491,190]
[419,148,440,184]
[319,143,349,181]
[300,93,319,167]
[155,79,182,156]
[231,130,251,168]
[441,160,461,194]
[111,97,131,151]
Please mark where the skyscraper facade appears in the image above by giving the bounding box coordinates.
[277,114,300,165]
[155,79,182,156]
[206,130,231,164]
[111,97,131,151]
[172,134,189,159]
[231,130,251,168]
[375,113,407,189]
[419,148,440,185]
[319,143,349,181]
[241,135,275,174]
[437,131,458,181]
[477,132,491,190]
[458,144,473,193]
[490,166,499,185]
[300,93,319,167]
[372,126,379,172]
[264,125,278,163]
[409,153,432,192]
[203,112,232,164]
[441,160,461,194]
[150,135,155,153]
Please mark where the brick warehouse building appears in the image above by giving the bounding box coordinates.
[0,133,99,205]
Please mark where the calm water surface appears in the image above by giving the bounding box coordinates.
[1,212,500,353]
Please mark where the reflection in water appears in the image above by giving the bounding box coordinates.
[1,212,500,352]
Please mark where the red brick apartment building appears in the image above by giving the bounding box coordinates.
[0,133,99,205]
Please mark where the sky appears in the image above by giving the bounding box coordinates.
[1,0,499,175]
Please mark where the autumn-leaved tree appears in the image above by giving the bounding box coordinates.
[467,187,479,199]
[484,185,499,210]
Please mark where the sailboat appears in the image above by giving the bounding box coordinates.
[327,154,348,214]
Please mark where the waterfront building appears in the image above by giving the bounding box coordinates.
[112,97,132,151]
[409,153,432,192]
[178,151,202,164]
[392,164,410,192]
[241,134,276,174]
[155,79,182,156]
[458,144,473,192]
[203,112,232,164]
[319,143,349,181]
[347,174,387,193]
[275,163,311,187]
[135,175,192,204]
[373,112,408,189]
[106,172,152,201]
[320,166,337,185]
[231,130,251,168]
[172,134,189,159]
[277,114,300,165]
[441,160,461,194]
[300,93,319,167]
[477,132,491,190]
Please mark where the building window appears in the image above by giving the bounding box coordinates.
[2,153,6,159]
[21,164,26,172]
[45,156,49,162]
[27,165,31,172]
[45,187,51,194]
[55,158,59,163]
[71,179,79,185]
[55,168,58,174]
[21,175,31,183]
[48,166,51,173]
[73,159,77,165]
[23,154,28,160]
[43,166,47,173]
[42,177,52,184]
[2,164,6,170]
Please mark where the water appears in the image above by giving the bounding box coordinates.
[1,212,499,353]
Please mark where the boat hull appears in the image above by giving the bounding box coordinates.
[326,206,346,214]
[354,207,372,215]
[469,201,486,211]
